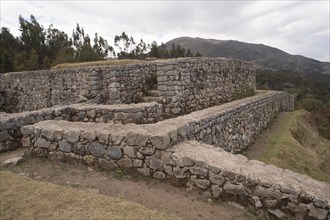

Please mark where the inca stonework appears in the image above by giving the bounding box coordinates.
[0,58,328,219]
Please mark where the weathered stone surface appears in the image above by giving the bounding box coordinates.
[108,147,122,160]
[307,204,328,220]
[133,159,143,167]
[63,129,80,143]
[95,132,109,144]
[190,167,208,177]
[253,186,283,200]
[263,199,278,208]
[41,129,55,141]
[35,138,50,149]
[59,140,72,153]
[81,131,96,141]
[209,174,225,186]
[117,157,132,168]
[153,171,166,179]
[224,183,247,196]
[21,137,31,147]
[115,112,127,121]
[149,134,170,149]
[21,126,34,135]
[286,202,307,218]
[267,209,286,219]
[139,146,155,155]
[178,156,195,167]
[145,156,163,170]
[126,132,148,147]
[0,130,10,142]
[164,165,173,175]
[98,158,117,170]
[191,176,210,189]
[88,142,105,157]
[1,156,24,166]
[211,185,222,198]
[123,146,136,158]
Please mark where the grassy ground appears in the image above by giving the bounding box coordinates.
[51,59,147,69]
[243,110,330,182]
[0,170,179,220]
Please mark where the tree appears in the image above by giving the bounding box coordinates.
[0,27,20,73]
[18,15,46,69]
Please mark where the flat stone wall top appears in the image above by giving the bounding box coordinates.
[172,140,329,205]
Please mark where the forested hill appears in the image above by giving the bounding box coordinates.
[165,37,329,74]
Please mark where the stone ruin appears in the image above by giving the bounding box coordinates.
[0,58,328,219]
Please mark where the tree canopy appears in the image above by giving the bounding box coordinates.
[0,15,201,73]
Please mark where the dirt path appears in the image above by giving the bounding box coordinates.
[0,149,265,220]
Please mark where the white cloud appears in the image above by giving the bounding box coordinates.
[0,0,329,61]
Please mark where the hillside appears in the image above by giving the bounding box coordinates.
[243,110,330,182]
[165,37,329,74]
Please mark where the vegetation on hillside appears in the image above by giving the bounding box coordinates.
[256,69,330,140]
[0,15,201,73]
[243,110,329,182]
[165,37,329,74]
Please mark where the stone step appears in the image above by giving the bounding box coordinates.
[142,96,162,103]
[149,90,160,97]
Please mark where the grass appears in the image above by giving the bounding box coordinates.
[243,110,330,182]
[0,170,180,220]
[51,59,147,69]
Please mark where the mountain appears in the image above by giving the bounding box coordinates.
[165,37,329,74]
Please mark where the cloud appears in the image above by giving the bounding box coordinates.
[0,0,329,61]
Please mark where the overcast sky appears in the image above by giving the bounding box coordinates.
[1,0,329,61]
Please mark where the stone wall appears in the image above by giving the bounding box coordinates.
[0,102,162,152]
[0,58,255,115]
[18,91,329,219]
[157,58,256,115]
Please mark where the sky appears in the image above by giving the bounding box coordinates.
[0,0,329,62]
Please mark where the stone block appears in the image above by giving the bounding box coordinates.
[81,131,96,141]
[145,156,164,170]
[190,167,208,177]
[41,129,55,141]
[35,138,50,149]
[21,126,34,135]
[0,130,10,142]
[98,158,116,170]
[108,147,123,160]
[133,159,143,168]
[123,146,136,158]
[117,157,132,168]
[224,183,248,196]
[126,132,148,147]
[190,176,210,189]
[63,129,80,143]
[96,132,109,144]
[59,140,72,153]
[21,137,31,147]
[209,174,225,186]
[88,142,105,157]
[149,134,170,149]
[137,167,150,176]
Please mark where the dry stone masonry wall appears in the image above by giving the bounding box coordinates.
[0,58,255,116]
[157,58,255,115]
[18,91,329,219]
[0,102,162,152]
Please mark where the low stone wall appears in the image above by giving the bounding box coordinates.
[0,102,162,152]
[168,141,329,219]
